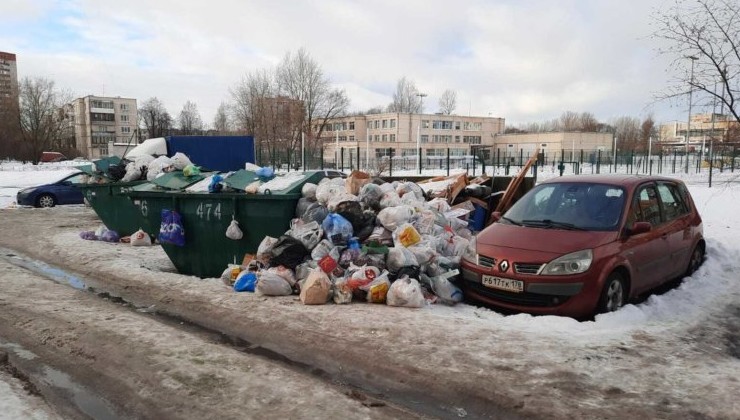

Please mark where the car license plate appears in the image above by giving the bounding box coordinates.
[482,275,524,293]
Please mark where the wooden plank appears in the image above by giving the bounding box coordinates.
[492,149,539,217]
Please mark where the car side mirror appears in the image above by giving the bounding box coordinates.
[630,221,652,235]
[491,211,502,222]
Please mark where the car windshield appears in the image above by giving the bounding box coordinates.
[501,182,626,231]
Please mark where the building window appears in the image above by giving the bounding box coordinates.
[120,103,129,111]
[390,119,396,128]
[426,149,445,156]
[390,134,396,142]
[421,135,429,143]
[121,127,131,134]
[382,119,388,128]
[422,120,430,129]
[375,148,393,158]
[463,121,482,130]
[432,120,453,130]
[455,121,461,130]
[455,136,460,143]
[374,135,380,142]
[463,136,482,144]
[91,100,114,109]
[120,115,129,122]
[382,134,387,142]
[349,135,355,142]
[374,120,380,129]
[349,121,355,130]
[401,148,416,157]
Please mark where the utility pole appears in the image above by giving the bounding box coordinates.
[416,92,427,175]
[685,55,698,174]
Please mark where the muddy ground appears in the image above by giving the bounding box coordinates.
[0,206,738,419]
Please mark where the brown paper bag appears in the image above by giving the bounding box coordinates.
[300,268,332,305]
[345,170,371,195]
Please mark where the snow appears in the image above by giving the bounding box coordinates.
[0,370,59,420]
[1,160,739,415]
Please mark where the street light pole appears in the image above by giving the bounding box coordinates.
[416,92,427,175]
[685,55,698,173]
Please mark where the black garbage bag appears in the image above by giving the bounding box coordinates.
[336,201,376,241]
[108,162,127,181]
[394,265,421,282]
[302,203,329,225]
[269,235,309,269]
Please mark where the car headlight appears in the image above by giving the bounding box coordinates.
[462,237,478,265]
[18,187,36,196]
[541,249,593,275]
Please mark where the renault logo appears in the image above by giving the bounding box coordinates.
[499,260,509,272]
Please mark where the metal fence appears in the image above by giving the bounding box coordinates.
[255,144,740,185]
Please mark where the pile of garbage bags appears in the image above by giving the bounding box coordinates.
[223,172,470,308]
[88,152,201,183]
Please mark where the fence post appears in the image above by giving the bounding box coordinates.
[341,147,344,171]
[447,148,450,177]
[709,141,713,188]
[417,147,422,175]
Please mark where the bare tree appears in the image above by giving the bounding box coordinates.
[578,112,600,131]
[365,106,384,114]
[438,89,457,115]
[653,0,740,123]
[558,111,581,131]
[387,77,422,113]
[13,77,73,163]
[640,115,658,152]
[611,116,642,151]
[139,97,172,139]
[212,102,231,134]
[275,48,349,162]
[178,100,203,135]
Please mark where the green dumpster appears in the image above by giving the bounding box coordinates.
[126,170,329,278]
[78,181,147,236]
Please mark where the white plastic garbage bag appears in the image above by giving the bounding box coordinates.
[225,219,243,240]
[256,272,293,296]
[387,276,426,308]
[130,229,152,246]
[170,152,192,170]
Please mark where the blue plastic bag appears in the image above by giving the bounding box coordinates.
[233,272,258,292]
[158,209,185,247]
[321,213,354,246]
[208,174,224,193]
[99,230,120,243]
[255,166,275,181]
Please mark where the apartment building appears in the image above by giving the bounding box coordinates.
[659,113,739,150]
[319,112,505,164]
[0,51,18,102]
[68,95,138,158]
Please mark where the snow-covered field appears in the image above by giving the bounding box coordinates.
[1,161,739,415]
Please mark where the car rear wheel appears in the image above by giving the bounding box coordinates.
[36,194,57,208]
[685,244,705,277]
[597,272,626,314]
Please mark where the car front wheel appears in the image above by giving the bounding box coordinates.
[597,272,626,314]
[36,194,57,208]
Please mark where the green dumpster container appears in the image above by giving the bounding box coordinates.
[126,170,330,278]
[78,181,148,236]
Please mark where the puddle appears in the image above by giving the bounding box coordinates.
[0,340,121,419]
[0,248,86,290]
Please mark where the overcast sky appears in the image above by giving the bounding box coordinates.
[1,0,695,127]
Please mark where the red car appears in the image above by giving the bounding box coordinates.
[461,175,705,318]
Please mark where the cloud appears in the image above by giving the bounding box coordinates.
[0,0,687,127]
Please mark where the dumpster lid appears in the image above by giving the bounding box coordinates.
[257,171,317,195]
[151,171,208,190]
[221,169,260,191]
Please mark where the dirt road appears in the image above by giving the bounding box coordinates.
[0,206,738,419]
